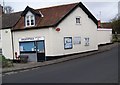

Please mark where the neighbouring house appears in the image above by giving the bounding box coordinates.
[1,2,112,62]
[97,21,112,45]
[0,4,3,53]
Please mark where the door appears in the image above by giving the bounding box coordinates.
[36,41,45,62]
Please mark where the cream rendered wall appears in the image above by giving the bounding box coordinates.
[12,28,53,59]
[49,7,98,56]
[97,28,112,45]
[13,7,98,59]
[2,29,13,59]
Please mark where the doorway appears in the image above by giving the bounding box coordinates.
[36,40,45,62]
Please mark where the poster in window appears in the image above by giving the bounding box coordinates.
[20,46,23,51]
[64,37,72,49]
[73,37,81,45]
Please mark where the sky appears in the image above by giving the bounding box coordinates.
[0,0,119,22]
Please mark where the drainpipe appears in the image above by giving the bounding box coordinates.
[11,29,15,60]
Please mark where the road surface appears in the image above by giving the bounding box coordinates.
[3,45,118,83]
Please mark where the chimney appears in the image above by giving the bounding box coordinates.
[98,20,101,28]
[0,4,3,16]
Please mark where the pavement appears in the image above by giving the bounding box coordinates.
[2,42,119,74]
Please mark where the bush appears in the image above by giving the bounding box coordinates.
[1,55,13,68]
[112,34,120,43]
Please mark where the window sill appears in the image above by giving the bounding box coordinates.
[24,25,36,28]
[76,23,81,25]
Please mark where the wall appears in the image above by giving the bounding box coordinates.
[48,7,98,57]
[2,29,13,59]
[11,6,98,60]
[97,28,112,45]
[12,28,53,59]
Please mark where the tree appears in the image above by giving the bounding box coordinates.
[4,6,14,14]
[111,17,120,34]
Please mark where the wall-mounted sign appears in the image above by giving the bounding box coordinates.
[64,37,72,49]
[56,28,60,32]
[73,37,81,45]
[19,36,45,42]
[84,37,90,46]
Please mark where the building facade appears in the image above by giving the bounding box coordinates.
[1,2,112,62]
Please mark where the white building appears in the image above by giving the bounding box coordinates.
[1,2,112,62]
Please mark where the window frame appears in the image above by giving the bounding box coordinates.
[19,41,36,53]
[25,12,35,27]
[76,16,81,24]
[64,37,73,49]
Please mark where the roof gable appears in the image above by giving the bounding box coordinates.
[1,2,98,30]
[21,6,41,16]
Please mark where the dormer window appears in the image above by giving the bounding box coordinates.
[25,11,35,27]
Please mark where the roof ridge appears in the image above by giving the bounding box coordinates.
[36,2,79,11]
[2,2,79,15]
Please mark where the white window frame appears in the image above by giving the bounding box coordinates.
[76,16,81,24]
[25,11,35,27]
[64,37,73,49]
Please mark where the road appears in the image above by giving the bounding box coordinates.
[2,45,118,83]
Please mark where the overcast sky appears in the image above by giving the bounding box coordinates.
[0,0,119,22]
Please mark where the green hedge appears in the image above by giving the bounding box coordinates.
[0,55,13,68]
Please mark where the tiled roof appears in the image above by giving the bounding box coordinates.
[101,22,112,28]
[1,2,98,30]
[1,12,21,29]
[14,3,78,30]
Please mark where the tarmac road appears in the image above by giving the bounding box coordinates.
[2,45,118,83]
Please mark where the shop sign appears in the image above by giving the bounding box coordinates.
[19,36,44,42]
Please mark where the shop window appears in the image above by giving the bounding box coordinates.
[84,38,90,46]
[19,42,35,52]
[64,37,72,49]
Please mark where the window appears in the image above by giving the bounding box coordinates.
[19,42,35,52]
[76,17,81,24]
[64,37,72,49]
[25,15,35,27]
[84,38,90,46]
[26,16,30,26]
[31,16,34,25]
[36,41,45,53]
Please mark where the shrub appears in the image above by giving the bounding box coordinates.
[1,55,13,68]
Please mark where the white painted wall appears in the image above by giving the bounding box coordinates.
[49,7,98,56]
[5,7,99,60]
[1,29,13,59]
[97,28,112,45]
